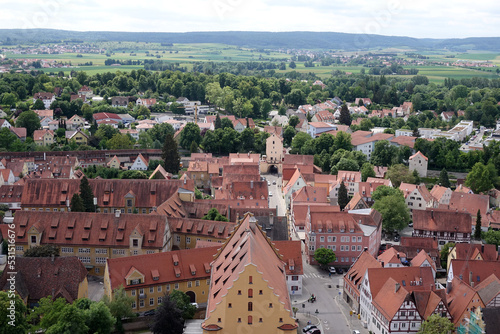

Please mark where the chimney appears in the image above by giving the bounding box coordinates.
[397,253,400,259]
[115,210,121,218]
[481,244,484,253]
[364,247,368,252]
[381,261,385,267]
[250,180,254,189]
[395,282,400,292]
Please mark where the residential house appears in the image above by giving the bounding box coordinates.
[0,256,88,307]
[344,192,369,211]
[311,110,335,123]
[34,109,54,120]
[447,260,500,288]
[409,151,428,177]
[136,98,156,107]
[130,154,148,171]
[263,126,283,137]
[343,249,382,313]
[12,211,171,276]
[106,155,121,169]
[149,164,172,180]
[446,277,485,327]
[201,214,298,333]
[412,209,472,247]
[0,119,11,129]
[283,169,307,208]
[10,127,27,141]
[291,205,339,235]
[168,218,235,249]
[120,129,139,141]
[78,85,93,97]
[65,129,89,145]
[444,192,490,231]
[399,183,436,216]
[430,185,453,206]
[33,92,55,109]
[307,122,336,137]
[447,244,498,272]
[410,250,438,278]
[67,114,86,130]
[273,240,304,296]
[378,247,407,268]
[33,129,55,146]
[337,170,362,196]
[441,111,455,122]
[104,246,219,311]
[0,184,23,210]
[351,131,394,160]
[355,98,372,106]
[305,209,382,268]
[93,112,122,124]
[111,96,130,108]
[474,274,500,308]
[48,120,59,131]
[392,237,440,271]
[0,169,16,185]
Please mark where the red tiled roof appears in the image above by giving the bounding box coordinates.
[450,260,500,287]
[378,247,405,265]
[390,136,417,148]
[273,240,303,275]
[344,250,381,297]
[413,208,472,233]
[367,267,435,299]
[446,277,483,324]
[444,192,489,218]
[453,244,498,262]
[409,151,428,161]
[108,246,219,291]
[292,186,328,204]
[168,217,235,240]
[0,184,23,203]
[13,211,167,249]
[0,256,87,303]
[410,250,437,272]
[283,154,314,166]
[93,112,121,121]
[372,277,409,321]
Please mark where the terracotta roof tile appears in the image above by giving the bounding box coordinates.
[413,208,472,234]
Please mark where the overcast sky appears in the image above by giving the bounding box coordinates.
[1,0,498,39]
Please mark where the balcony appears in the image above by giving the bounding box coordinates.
[138,293,147,299]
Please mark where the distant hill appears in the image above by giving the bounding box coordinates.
[1,29,500,51]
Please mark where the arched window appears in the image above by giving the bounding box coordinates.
[248,316,252,325]
[248,302,253,311]
[248,288,253,298]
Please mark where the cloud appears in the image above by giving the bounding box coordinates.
[0,0,498,38]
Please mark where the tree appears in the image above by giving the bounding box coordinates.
[162,133,180,174]
[179,123,202,149]
[169,290,196,320]
[45,304,88,334]
[440,242,455,269]
[338,181,349,210]
[104,286,135,334]
[465,162,494,193]
[16,110,41,137]
[189,140,198,154]
[283,126,296,147]
[150,294,184,334]
[484,230,500,248]
[220,117,234,129]
[291,132,312,154]
[417,314,454,334]
[289,61,296,69]
[386,164,416,187]
[474,210,482,240]
[372,187,410,232]
[313,248,336,267]
[24,244,60,257]
[79,177,95,212]
[86,301,116,334]
[338,104,351,126]
[33,98,45,110]
[70,193,85,212]
[359,118,373,131]
[361,163,376,181]
[202,208,229,222]
[0,291,28,333]
[214,113,222,129]
[288,115,300,128]
[138,132,153,149]
[371,140,399,166]
[107,133,133,150]
[438,168,451,188]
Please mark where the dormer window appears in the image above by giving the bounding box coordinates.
[132,239,139,247]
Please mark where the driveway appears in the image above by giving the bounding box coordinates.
[88,275,105,301]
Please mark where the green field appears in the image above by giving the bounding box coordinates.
[4,43,500,84]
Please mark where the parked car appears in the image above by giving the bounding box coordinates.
[393,235,400,242]
[143,309,155,316]
[268,181,271,186]
[337,268,343,274]
[272,180,276,185]
[329,266,336,274]
[306,329,321,334]
[303,325,318,333]
[269,191,273,197]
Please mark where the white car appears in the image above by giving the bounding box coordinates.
[268,192,273,197]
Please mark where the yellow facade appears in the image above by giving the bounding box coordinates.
[203,265,295,334]
[17,228,162,276]
[78,277,89,299]
[104,263,211,313]
[71,133,88,145]
[173,233,225,249]
[108,158,121,169]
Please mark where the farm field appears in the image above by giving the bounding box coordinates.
[4,43,500,84]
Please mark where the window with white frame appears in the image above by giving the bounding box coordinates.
[139,300,144,307]
[157,286,162,292]
[174,283,179,289]
[15,246,24,251]
[78,248,91,253]
[132,301,136,309]
[176,236,181,242]
[320,236,325,242]
[351,245,356,251]
[186,237,191,244]
[357,245,362,251]
[96,257,107,264]
[352,236,356,242]
[149,287,154,293]
[149,298,154,306]
[357,236,362,242]
[78,256,91,264]
[95,248,107,254]
[158,296,162,304]
[188,281,192,288]
[195,280,200,287]
[113,249,125,255]
[166,284,170,291]
[61,247,73,253]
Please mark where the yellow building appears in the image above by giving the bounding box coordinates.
[104,246,220,312]
[0,256,88,307]
[12,211,171,276]
[202,213,297,333]
[107,155,121,169]
[66,129,89,145]
[33,129,55,146]
[167,217,235,250]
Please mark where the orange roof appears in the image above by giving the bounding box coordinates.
[367,267,435,298]
[453,244,498,262]
[338,170,362,183]
[292,186,328,204]
[413,289,448,320]
[410,249,437,272]
[108,246,219,291]
[33,129,54,141]
[168,217,235,240]
[283,154,314,166]
[450,260,500,287]
[283,168,303,194]
[344,250,381,297]
[445,192,489,217]
[409,151,428,161]
[372,277,409,320]
[273,240,303,275]
[446,277,482,324]
[390,136,417,148]
[413,208,472,233]
[292,204,340,228]
[344,192,368,210]
[13,211,167,249]
[378,247,405,265]
[430,185,450,202]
